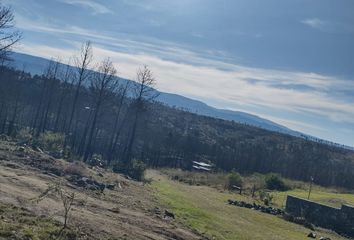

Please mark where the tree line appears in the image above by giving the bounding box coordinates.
[0,41,158,166]
[1,64,354,188]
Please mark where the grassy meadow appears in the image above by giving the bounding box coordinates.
[148,169,351,240]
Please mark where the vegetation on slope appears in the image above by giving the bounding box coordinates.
[1,66,354,189]
[161,168,354,208]
[149,170,347,240]
[0,203,78,240]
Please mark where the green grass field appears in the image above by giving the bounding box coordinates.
[273,188,354,208]
[148,170,348,240]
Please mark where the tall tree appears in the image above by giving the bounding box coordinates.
[0,4,21,62]
[7,68,26,135]
[54,60,74,132]
[67,41,92,135]
[122,65,158,163]
[32,59,60,136]
[38,59,61,134]
[83,58,118,161]
[107,81,130,164]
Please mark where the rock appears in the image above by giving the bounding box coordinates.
[164,210,175,219]
[109,207,120,213]
[50,150,63,159]
[304,221,315,231]
[307,232,317,238]
[32,146,43,153]
[18,146,25,152]
[228,199,284,216]
[98,173,104,177]
[106,184,115,190]
[93,181,106,192]
[75,178,88,187]
[319,237,331,240]
[153,207,161,215]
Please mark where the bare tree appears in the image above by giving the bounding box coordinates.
[7,68,26,135]
[39,59,61,133]
[83,58,118,161]
[0,4,22,61]
[107,81,130,164]
[36,181,76,229]
[32,59,60,136]
[67,41,93,135]
[54,60,74,132]
[122,65,158,162]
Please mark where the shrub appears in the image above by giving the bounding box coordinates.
[265,173,289,191]
[37,131,65,153]
[259,189,274,205]
[130,160,147,181]
[88,154,104,167]
[226,171,243,190]
[64,162,87,177]
[113,159,147,181]
[16,128,33,144]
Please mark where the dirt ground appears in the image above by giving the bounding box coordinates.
[0,140,203,240]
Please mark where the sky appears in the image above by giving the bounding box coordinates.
[3,0,354,146]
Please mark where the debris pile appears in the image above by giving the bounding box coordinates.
[227,199,284,216]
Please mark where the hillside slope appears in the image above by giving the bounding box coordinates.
[0,66,353,189]
[0,138,349,240]
[148,170,347,240]
[0,140,201,240]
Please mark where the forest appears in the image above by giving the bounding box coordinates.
[1,52,354,189]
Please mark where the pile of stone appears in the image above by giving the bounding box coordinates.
[307,232,331,240]
[67,175,115,192]
[228,199,284,216]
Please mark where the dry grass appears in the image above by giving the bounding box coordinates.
[0,140,201,240]
[63,161,89,177]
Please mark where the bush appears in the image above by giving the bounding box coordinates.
[226,171,243,190]
[265,173,289,191]
[88,154,104,167]
[16,128,33,144]
[259,189,274,205]
[37,131,65,153]
[64,162,88,177]
[113,159,147,181]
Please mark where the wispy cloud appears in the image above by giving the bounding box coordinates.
[59,0,112,15]
[301,18,354,34]
[16,18,354,123]
[301,18,325,30]
[18,38,354,127]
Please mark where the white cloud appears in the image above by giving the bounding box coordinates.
[301,18,354,34]
[301,18,325,29]
[18,40,354,127]
[59,0,112,14]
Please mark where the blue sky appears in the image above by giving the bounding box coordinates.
[4,0,354,146]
